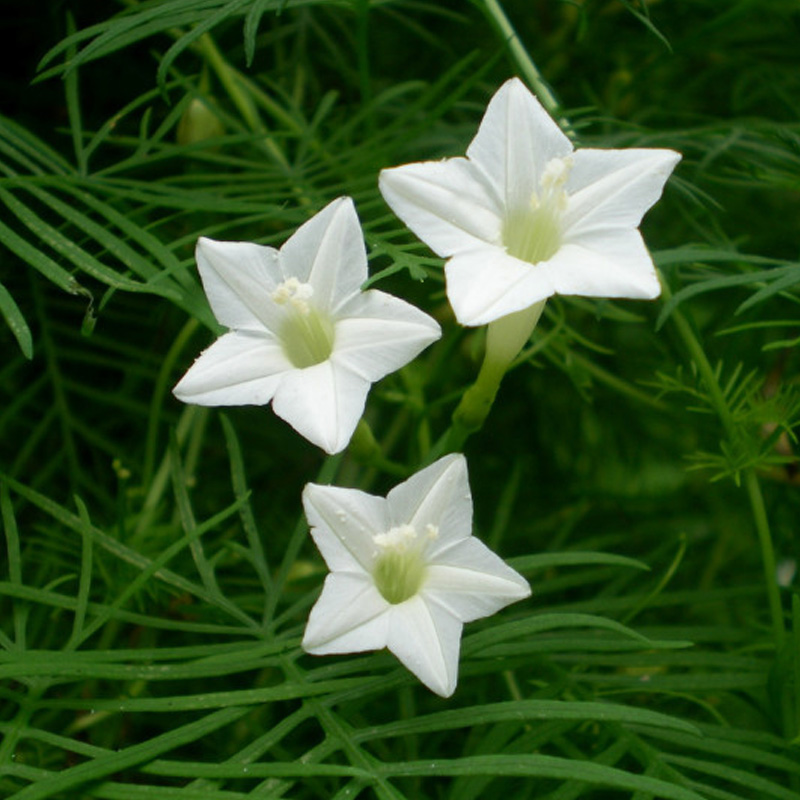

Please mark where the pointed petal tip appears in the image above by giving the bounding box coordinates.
[617,266,662,301]
[499,75,537,102]
[378,165,401,188]
[324,194,359,225]
[648,147,682,180]
[271,364,369,455]
[643,281,663,300]
[194,235,222,264]
[194,233,276,262]
[283,413,350,455]
[300,631,321,654]
[195,234,218,250]
[171,377,191,402]
[429,675,457,698]
[195,234,234,256]
[517,579,533,601]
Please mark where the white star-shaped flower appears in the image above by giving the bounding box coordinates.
[379,77,681,326]
[301,453,531,697]
[173,197,441,454]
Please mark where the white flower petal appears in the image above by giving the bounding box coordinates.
[271,360,369,454]
[303,573,390,653]
[425,538,531,623]
[302,455,529,695]
[177,200,441,453]
[303,483,390,572]
[381,79,679,324]
[379,158,503,257]
[172,330,290,405]
[564,148,682,237]
[195,237,283,331]
[386,595,462,697]
[279,197,367,311]
[332,290,441,382]
[545,230,661,299]
[466,77,573,213]
[445,247,556,326]
[386,454,472,548]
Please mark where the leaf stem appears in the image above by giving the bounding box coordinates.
[661,277,785,647]
[479,0,575,140]
[743,469,785,646]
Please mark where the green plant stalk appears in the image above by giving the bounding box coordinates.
[743,469,785,643]
[424,303,546,462]
[195,33,260,132]
[793,594,800,743]
[479,0,561,118]
[452,300,546,440]
[349,419,408,477]
[196,33,290,170]
[662,280,785,647]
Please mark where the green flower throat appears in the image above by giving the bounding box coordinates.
[271,277,335,368]
[372,523,438,604]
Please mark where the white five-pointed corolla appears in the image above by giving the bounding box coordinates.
[379,78,681,327]
[173,197,441,454]
[301,453,530,697]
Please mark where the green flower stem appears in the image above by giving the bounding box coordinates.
[661,278,785,647]
[453,301,545,433]
[480,0,576,139]
[793,594,800,742]
[348,419,408,477]
[744,468,785,645]
[427,301,546,459]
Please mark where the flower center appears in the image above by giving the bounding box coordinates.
[372,523,438,604]
[271,278,335,368]
[503,156,572,265]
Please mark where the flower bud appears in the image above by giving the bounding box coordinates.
[176,98,224,145]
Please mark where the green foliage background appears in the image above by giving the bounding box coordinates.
[1,1,800,797]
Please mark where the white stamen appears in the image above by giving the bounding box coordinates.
[541,155,572,190]
[271,277,315,315]
[537,155,572,212]
[373,524,418,552]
